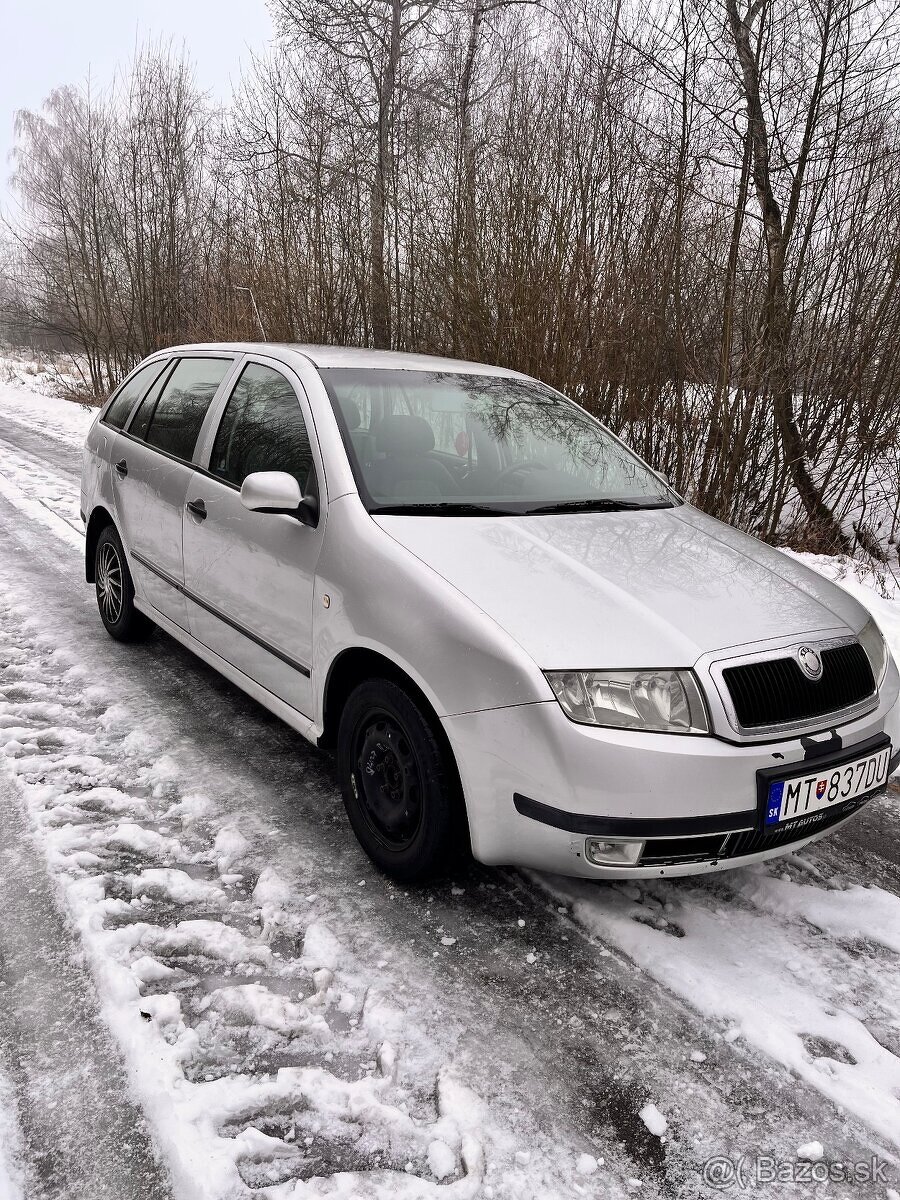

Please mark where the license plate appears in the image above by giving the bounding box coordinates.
[765,744,891,827]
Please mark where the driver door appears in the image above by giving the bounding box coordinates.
[181,360,325,717]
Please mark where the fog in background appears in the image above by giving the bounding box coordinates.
[3,0,900,561]
[0,0,271,208]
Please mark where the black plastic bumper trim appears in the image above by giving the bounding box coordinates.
[512,793,757,838]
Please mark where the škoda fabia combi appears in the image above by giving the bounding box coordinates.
[81,345,899,881]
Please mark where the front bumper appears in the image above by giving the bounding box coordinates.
[442,678,900,879]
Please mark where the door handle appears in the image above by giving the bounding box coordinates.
[115,459,128,477]
[186,498,207,520]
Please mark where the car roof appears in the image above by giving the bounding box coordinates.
[161,342,529,378]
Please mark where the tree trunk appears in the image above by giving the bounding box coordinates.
[370,0,400,350]
[455,0,485,355]
[724,0,848,552]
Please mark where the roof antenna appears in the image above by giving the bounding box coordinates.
[233,286,267,341]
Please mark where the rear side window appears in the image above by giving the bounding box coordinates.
[128,362,173,441]
[210,363,315,490]
[102,360,167,429]
[142,358,231,461]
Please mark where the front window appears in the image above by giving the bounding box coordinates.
[210,362,316,492]
[321,368,675,515]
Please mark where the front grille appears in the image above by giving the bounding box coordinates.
[636,793,874,867]
[722,642,874,729]
[640,834,730,865]
[722,794,871,858]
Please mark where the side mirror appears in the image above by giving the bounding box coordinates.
[240,471,319,526]
[241,471,302,515]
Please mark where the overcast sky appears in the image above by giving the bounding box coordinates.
[1,0,273,212]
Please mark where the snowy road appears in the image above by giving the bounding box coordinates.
[0,388,899,1198]
[0,772,172,1200]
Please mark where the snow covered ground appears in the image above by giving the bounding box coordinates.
[0,351,92,412]
[0,378,899,1198]
[0,1066,23,1200]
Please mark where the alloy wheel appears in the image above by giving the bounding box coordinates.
[96,541,124,625]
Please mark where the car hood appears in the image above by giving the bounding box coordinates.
[373,505,867,668]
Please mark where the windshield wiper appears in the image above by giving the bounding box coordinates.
[524,498,676,515]
[369,502,520,516]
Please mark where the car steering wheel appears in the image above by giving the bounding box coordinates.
[496,461,549,484]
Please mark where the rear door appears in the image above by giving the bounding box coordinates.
[113,355,235,629]
[86,357,171,523]
[182,359,325,716]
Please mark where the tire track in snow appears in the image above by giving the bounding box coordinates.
[0,772,173,1200]
[0,388,94,456]
[0,435,85,550]
[0,421,86,481]
[0,599,494,1199]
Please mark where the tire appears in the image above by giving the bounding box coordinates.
[337,678,466,882]
[94,524,152,643]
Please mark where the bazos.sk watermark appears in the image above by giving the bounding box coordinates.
[701,1154,892,1190]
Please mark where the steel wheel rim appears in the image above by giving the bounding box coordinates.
[353,712,424,850]
[97,542,124,625]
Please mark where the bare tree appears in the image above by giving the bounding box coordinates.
[5,3,900,562]
[270,0,439,348]
[722,0,889,550]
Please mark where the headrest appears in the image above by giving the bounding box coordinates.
[376,414,435,456]
[339,398,361,431]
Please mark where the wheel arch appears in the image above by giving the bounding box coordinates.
[85,506,116,582]
[321,645,472,854]
[320,647,442,751]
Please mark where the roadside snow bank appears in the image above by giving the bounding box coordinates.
[0,375,95,446]
[544,867,900,1152]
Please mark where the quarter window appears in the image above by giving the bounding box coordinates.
[141,358,231,461]
[102,360,167,429]
[210,363,315,491]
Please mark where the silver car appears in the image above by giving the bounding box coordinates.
[80,344,899,881]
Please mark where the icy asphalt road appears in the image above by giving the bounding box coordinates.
[0,401,899,1199]
[0,771,172,1200]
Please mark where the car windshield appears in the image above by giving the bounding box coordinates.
[320,368,676,515]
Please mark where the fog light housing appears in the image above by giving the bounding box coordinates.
[584,837,644,867]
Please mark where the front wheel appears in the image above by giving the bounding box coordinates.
[94,525,152,642]
[337,679,466,882]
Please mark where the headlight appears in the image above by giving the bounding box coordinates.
[858,617,890,687]
[545,669,709,734]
